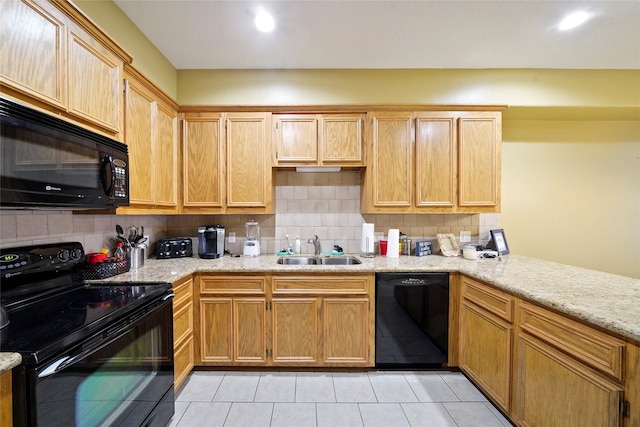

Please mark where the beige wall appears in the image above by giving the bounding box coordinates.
[177,69,640,108]
[74,0,178,99]
[502,120,640,278]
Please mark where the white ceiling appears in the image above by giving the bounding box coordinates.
[113,0,640,70]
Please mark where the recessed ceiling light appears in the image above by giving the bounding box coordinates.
[558,11,590,31]
[255,8,275,33]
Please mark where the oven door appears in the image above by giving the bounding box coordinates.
[13,297,174,427]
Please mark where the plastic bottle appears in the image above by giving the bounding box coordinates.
[294,236,301,254]
[114,242,126,261]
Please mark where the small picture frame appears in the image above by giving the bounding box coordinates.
[488,229,510,254]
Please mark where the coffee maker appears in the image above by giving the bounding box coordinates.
[198,225,225,259]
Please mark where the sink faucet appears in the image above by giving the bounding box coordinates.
[308,235,321,256]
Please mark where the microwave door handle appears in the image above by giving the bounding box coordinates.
[99,155,115,196]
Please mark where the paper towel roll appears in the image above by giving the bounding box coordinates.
[387,229,400,258]
[361,223,375,253]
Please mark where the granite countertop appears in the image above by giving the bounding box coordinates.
[0,352,22,375]
[92,253,640,343]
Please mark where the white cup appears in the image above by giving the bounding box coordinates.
[463,245,477,260]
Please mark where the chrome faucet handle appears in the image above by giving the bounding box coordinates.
[308,235,321,255]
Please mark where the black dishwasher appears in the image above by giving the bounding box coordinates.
[375,272,449,368]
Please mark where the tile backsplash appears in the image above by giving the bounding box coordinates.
[1,171,499,255]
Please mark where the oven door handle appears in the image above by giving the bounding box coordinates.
[38,356,71,378]
[38,334,113,379]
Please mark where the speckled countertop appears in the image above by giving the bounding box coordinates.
[90,253,640,343]
[0,352,22,375]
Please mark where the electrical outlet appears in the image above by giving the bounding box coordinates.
[460,231,471,243]
[228,232,236,243]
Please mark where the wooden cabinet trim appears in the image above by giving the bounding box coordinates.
[519,301,625,381]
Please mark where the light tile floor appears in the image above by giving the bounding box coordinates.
[169,371,513,427]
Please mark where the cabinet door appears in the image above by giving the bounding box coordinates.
[271,298,319,365]
[319,115,363,165]
[274,114,318,164]
[124,79,154,206]
[368,113,413,207]
[415,114,456,208]
[458,112,501,208]
[514,333,622,427]
[234,298,267,364]
[154,102,178,207]
[226,113,272,210]
[199,298,233,363]
[67,25,122,134]
[459,300,513,412]
[0,370,11,427]
[322,298,370,365]
[182,113,225,210]
[0,0,66,108]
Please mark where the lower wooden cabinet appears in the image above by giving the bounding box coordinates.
[459,276,514,413]
[271,297,319,364]
[459,274,632,426]
[199,297,267,365]
[195,273,374,368]
[0,370,11,427]
[172,276,194,389]
[514,301,625,427]
[514,333,622,427]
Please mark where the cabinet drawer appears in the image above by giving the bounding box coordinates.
[174,301,193,347]
[461,276,514,323]
[519,301,624,381]
[174,338,194,390]
[173,277,193,308]
[272,274,372,295]
[199,275,266,294]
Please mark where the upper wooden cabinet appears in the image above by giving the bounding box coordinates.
[119,66,178,213]
[362,110,501,213]
[458,112,501,208]
[226,113,273,212]
[182,112,225,212]
[273,114,364,167]
[181,112,273,214]
[0,0,131,139]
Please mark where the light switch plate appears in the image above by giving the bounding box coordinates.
[460,231,471,243]
[228,232,236,243]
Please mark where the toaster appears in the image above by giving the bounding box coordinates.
[156,237,193,259]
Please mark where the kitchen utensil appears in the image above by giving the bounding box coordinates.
[126,226,138,243]
[116,224,125,240]
[243,220,261,256]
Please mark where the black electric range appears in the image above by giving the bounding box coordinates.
[0,242,175,427]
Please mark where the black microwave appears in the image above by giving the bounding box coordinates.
[0,98,129,209]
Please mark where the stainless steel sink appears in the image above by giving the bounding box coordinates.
[318,257,362,265]
[276,257,318,265]
[276,256,361,265]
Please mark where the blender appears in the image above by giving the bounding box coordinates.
[243,220,261,256]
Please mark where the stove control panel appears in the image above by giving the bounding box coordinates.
[0,242,85,280]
